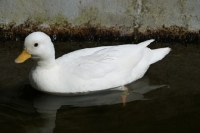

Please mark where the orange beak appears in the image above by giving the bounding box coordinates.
[15,49,31,63]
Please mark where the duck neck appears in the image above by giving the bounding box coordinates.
[35,58,57,69]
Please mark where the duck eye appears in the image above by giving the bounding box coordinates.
[34,43,38,47]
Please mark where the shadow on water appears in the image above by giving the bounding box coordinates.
[0,76,167,133]
[0,42,200,133]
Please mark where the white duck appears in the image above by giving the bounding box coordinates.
[15,32,170,94]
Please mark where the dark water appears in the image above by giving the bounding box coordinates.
[0,42,200,133]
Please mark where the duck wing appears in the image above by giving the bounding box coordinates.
[58,39,155,80]
[70,47,120,79]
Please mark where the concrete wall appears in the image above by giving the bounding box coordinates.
[1,0,200,42]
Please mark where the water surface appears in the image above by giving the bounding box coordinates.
[0,42,200,133]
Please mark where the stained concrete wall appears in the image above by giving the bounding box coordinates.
[0,0,200,42]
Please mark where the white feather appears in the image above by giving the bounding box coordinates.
[18,32,170,94]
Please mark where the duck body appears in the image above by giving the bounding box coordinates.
[15,32,170,94]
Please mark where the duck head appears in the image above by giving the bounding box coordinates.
[15,32,55,63]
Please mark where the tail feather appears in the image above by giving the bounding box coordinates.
[150,47,171,64]
[137,39,155,49]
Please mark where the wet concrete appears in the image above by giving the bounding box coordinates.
[0,41,200,133]
[1,0,200,51]
[1,24,200,43]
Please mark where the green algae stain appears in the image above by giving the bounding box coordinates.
[53,13,69,26]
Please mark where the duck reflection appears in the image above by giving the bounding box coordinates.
[0,76,166,133]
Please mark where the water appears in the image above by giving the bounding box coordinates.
[0,42,200,133]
